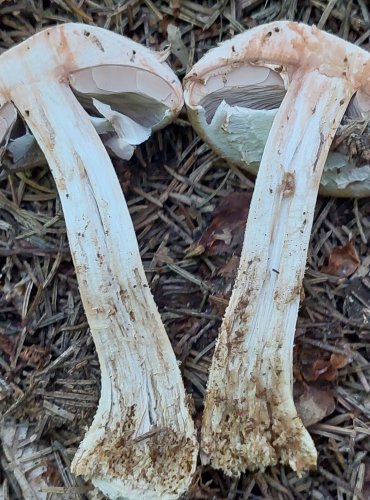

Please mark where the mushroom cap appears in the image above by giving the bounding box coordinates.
[0,23,183,160]
[184,21,370,197]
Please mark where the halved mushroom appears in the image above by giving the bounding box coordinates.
[186,49,370,198]
[184,21,370,476]
[0,23,197,499]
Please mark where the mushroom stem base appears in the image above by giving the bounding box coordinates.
[202,350,316,475]
[74,407,196,500]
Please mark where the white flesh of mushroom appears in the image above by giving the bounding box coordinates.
[0,24,197,499]
[188,64,370,198]
[184,21,370,475]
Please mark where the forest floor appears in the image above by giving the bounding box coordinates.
[1,0,370,498]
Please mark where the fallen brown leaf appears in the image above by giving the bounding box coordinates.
[208,294,229,316]
[297,344,350,383]
[218,255,240,279]
[303,358,337,382]
[321,240,360,278]
[329,352,351,370]
[187,191,251,256]
[295,383,336,427]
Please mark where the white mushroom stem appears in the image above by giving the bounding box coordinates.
[201,69,351,474]
[8,81,197,499]
[185,19,370,478]
[0,25,197,500]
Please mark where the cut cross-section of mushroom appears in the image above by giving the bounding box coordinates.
[185,33,370,198]
[184,21,370,476]
[0,23,197,499]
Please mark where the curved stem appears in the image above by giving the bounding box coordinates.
[201,69,351,475]
[10,81,197,498]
